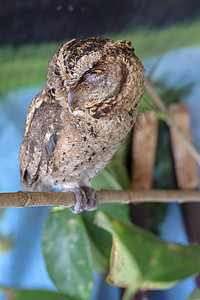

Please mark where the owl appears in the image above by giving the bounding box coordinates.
[19,37,145,213]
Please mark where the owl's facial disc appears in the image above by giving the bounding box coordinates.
[67,59,126,115]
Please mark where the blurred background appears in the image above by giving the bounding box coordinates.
[1,0,200,95]
[0,1,200,300]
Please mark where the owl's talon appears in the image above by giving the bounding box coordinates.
[68,187,86,214]
[67,187,98,214]
[80,186,98,211]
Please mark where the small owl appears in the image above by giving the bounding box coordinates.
[19,37,145,213]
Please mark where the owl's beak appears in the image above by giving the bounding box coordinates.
[68,89,78,111]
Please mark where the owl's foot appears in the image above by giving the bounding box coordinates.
[80,186,98,211]
[68,187,98,214]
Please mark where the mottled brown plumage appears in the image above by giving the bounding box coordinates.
[19,37,145,213]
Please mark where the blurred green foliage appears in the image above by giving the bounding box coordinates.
[186,288,200,300]
[1,19,200,96]
[1,289,76,300]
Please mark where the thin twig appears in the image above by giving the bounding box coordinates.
[1,190,200,208]
[145,80,200,165]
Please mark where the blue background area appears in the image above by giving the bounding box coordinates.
[0,46,200,299]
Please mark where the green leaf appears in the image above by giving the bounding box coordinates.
[82,210,112,261]
[42,210,93,300]
[105,159,131,190]
[82,202,132,271]
[99,203,132,226]
[87,234,108,271]
[4,289,75,300]
[186,288,200,300]
[95,211,200,291]
[91,168,122,191]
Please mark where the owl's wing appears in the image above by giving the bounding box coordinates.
[19,87,62,190]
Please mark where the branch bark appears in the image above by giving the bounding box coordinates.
[1,190,200,208]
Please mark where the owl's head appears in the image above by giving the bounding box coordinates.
[47,37,145,119]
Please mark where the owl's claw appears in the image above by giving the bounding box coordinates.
[80,186,98,211]
[68,187,98,214]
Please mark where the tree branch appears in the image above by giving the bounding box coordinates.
[1,190,200,208]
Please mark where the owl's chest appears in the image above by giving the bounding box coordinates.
[52,110,134,182]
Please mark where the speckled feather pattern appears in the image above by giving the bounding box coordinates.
[19,37,145,191]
